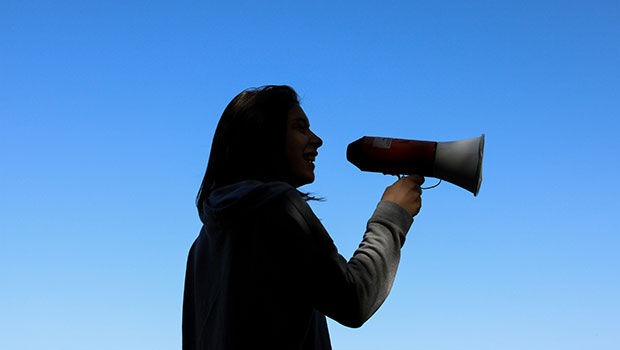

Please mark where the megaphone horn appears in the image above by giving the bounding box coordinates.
[346,134,485,196]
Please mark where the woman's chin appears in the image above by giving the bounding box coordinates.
[290,173,315,188]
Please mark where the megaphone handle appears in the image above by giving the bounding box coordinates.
[385,174,442,190]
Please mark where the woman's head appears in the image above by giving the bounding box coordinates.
[197,85,322,206]
[284,104,323,187]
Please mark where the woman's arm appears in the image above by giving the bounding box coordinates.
[269,189,414,328]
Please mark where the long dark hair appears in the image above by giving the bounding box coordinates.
[196,85,301,211]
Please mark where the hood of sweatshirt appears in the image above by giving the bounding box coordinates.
[198,180,295,224]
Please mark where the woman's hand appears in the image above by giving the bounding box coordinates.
[381,175,425,217]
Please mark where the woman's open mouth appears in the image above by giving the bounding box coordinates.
[303,152,317,165]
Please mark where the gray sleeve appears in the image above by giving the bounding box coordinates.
[344,200,413,325]
[282,192,414,328]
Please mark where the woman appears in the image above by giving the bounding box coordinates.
[183,85,424,349]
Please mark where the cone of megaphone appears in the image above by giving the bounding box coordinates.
[346,134,485,196]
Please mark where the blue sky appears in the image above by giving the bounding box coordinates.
[1,1,619,349]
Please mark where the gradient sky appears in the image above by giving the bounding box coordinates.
[2,1,619,349]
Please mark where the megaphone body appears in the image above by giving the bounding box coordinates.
[346,134,485,196]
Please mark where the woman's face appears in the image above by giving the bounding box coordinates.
[285,105,323,188]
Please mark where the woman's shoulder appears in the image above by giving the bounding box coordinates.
[260,182,311,210]
[259,183,328,238]
[257,184,335,252]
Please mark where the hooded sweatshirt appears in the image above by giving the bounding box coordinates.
[182,181,413,350]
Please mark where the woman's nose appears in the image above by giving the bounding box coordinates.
[310,130,323,148]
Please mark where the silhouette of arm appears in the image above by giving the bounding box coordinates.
[269,189,413,328]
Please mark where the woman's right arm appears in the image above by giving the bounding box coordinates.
[264,176,423,328]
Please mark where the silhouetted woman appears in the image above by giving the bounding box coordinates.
[183,85,424,349]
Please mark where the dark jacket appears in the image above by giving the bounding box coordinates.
[183,181,413,349]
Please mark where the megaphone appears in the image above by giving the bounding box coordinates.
[346,134,485,196]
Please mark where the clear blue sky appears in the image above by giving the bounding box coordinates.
[1,1,619,349]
